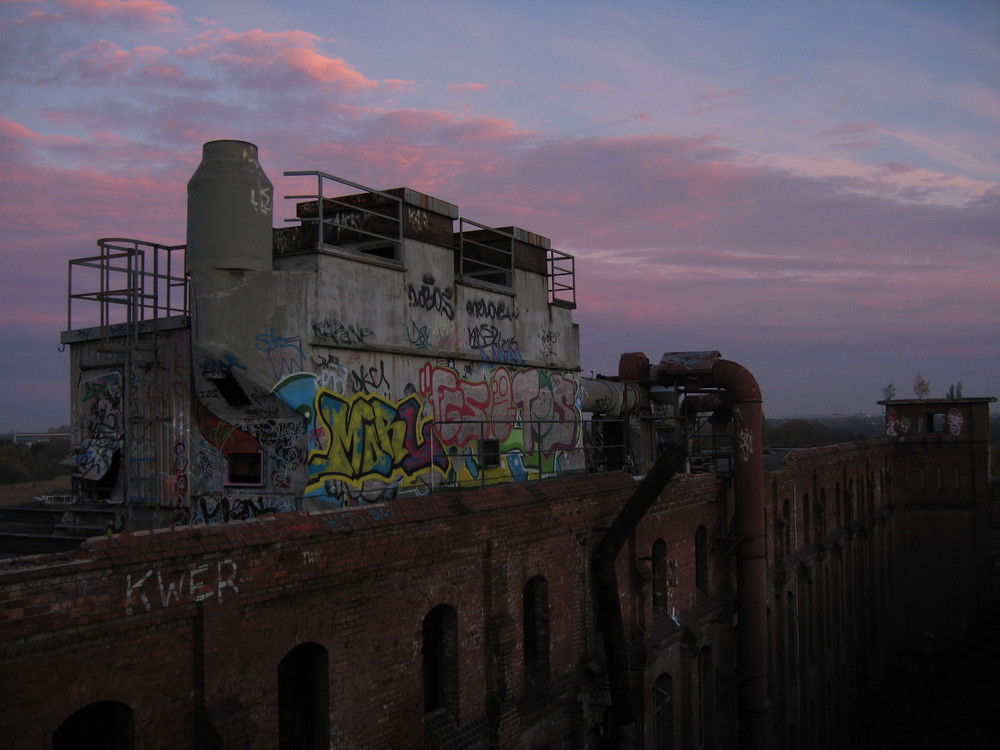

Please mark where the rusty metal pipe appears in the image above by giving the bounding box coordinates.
[710,358,768,750]
[651,352,769,748]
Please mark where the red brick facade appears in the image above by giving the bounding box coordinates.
[1,426,995,749]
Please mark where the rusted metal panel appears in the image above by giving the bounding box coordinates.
[657,350,720,376]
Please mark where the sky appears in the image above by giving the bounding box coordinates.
[1,0,998,432]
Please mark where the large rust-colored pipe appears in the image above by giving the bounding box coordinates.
[653,352,768,749]
[706,357,768,750]
[595,351,769,748]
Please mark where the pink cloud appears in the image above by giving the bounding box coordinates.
[180,28,377,93]
[382,78,416,91]
[53,0,180,30]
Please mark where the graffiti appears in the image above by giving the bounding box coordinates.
[947,408,963,436]
[537,328,560,358]
[408,274,454,320]
[194,440,224,495]
[255,329,306,379]
[198,351,246,373]
[310,353,349,393]
[419,364,579,460]
[510,367,580,456]
[320,479,398,506]
[171,440,190,507]
[312,317,375,346]
[886,409,900,437]
[307,390,449,494]
[349,359,392,396]
[408,208,430,234]
[321,502,398,532]
[250,185,272,214]
[467,324,523,364]
[72,370,124,480]
[329,209,370,235]
[432,319,465,350]
[175,494,292,526]
[406,321,431,349]
[465,298,518,321]
[124,558,238,615]
[419,364,516,448]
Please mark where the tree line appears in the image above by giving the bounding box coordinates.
[0,437,72,486]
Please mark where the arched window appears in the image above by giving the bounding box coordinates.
[523,576,550,688]
[695,526,709,595]
[423,604,459,715]
[53,701,134,750]
[278,642,330,750]
[652,539,668,615]
[653,673,674,750]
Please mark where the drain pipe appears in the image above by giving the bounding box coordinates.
[657,352,768,750]
[593,442,688,739]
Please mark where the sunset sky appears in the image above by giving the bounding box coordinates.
[1,0,998,431]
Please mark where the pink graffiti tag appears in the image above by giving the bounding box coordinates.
[947,408,963,436]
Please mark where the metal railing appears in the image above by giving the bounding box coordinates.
[283,171,403,260]
[457,218,515,289]
[547,247,576,307]
[67,238,188,342]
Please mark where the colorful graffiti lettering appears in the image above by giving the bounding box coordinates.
[419,364,580,467]
[307,390,448,495]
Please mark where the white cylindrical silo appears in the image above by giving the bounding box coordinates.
[186,139,273,274]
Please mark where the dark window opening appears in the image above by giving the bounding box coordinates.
[481,439,501,470]
[927,413,948,433]
[523,576,550,688]
[699,647,715,749]
[204,369,251,407]
[227,451,263,486]
[423,604,459,715]
[53,701,134,750]
[653,673,674,750]
[278,642,330,750]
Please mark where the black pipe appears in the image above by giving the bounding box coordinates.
[593,442,688,733]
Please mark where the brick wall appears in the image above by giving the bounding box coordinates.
[1,435,994,749]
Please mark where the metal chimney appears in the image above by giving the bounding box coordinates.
[186,139,273,274]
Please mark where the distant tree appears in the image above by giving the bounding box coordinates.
[912,373,930,399]
[945,382,965,399]
[882,383,897,401]
[0,438,71,485]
